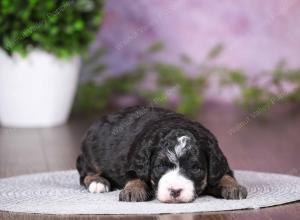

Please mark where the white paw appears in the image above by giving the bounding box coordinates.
[88,181,109,193]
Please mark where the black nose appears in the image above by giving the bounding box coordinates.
[170,189,182,198]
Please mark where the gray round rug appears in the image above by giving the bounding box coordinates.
[0,170,299,215]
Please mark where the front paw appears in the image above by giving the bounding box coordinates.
[119,186,149,202]
[88,181,110,193]
[221,185,247,200]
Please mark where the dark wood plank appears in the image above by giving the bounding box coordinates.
[199,102,300,175]
[0,128,47,177]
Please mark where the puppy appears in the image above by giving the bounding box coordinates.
[76,106,247,203]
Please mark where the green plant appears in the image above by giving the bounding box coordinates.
[0,0,103,57]
[73,66,145,114]
[74,42,207,117]
[154,63,204,116]
[74,42,300,118]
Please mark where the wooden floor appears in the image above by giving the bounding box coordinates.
[0,103,299,220]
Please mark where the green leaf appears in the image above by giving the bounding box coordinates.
[49,27,58,35]
[229,71,246,85]
[272,60,286,84]
[285,89,300,102]
[147,42,164,53]
[177,85,202,117]
[239,87,267,110]
[141,90,167,105]
[195,75,206,87]
[286,70,300,82]
[74,20,84,31]
[29,0,38,7]
[207,43,224,60]
[155,63,185,85]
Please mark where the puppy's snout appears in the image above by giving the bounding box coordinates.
[170,188,182,198]
[157,169,195,203]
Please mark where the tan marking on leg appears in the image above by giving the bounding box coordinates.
[218,175,239,188]
[206,174,247,199]
[124,179,148,189]
[119,179,151,202]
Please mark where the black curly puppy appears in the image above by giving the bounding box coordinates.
[76,106,247,203]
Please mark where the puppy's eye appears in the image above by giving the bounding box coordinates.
[191,165,201,172]
[155,164,169,173]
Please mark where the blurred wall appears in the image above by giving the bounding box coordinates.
[90,0,300,100]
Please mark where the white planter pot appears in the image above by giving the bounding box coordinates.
[0,49,81,128]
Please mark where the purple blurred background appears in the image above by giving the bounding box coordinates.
[87,0,300,102]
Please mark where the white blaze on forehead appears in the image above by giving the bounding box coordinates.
[167,136,191,164]
[175,136,190,157]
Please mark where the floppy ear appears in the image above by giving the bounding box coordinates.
[205,140,230,186]
[126,141,153,181]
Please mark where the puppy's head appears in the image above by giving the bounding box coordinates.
[150,131,208,203]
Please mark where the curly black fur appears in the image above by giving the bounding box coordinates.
[76,106,245,202]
